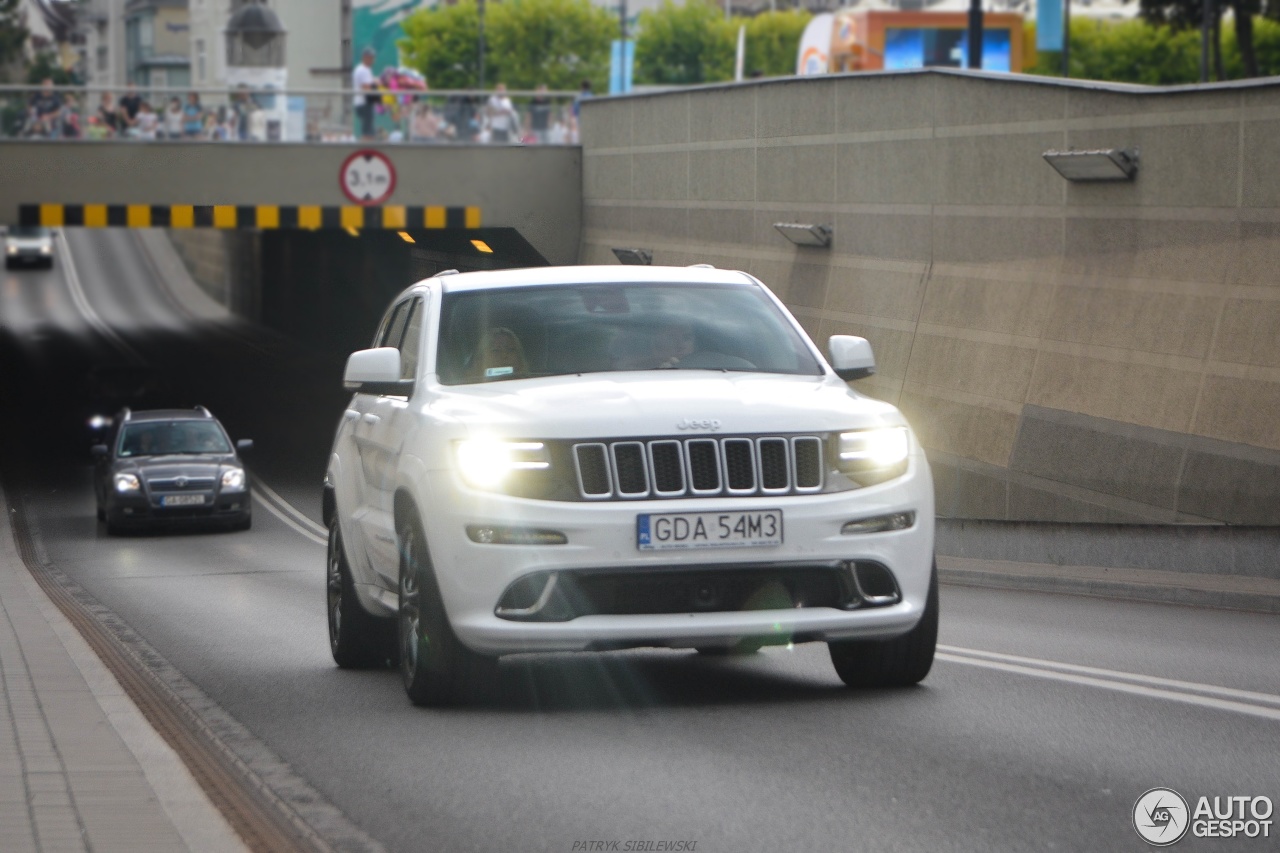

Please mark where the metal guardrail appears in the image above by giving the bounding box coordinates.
[0,84,586,145]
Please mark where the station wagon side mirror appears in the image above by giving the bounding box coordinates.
[828,335,876,381]
[343,347,414,396]
[90,444,109,459]
[236,439,254,453]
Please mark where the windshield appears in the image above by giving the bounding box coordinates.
[117,420,231,457]
[437,282,823,385]
[8,226,51,239]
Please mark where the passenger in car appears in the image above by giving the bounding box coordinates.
[468,327,529,380]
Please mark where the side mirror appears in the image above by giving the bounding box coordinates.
[236,439,254,453]
[343,347,413,396]
[828,335,876,381]
[90,444,109,459]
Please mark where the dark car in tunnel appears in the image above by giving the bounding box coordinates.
[91,406,253,534]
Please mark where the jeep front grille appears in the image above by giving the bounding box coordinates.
[573,436,823,500]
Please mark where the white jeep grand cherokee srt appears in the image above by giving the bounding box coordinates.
[323,265,937,705]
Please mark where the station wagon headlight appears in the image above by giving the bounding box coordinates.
[221,468,246,491]
[40,243,53,255]
[114,473,141,493]
[455,440,550,490]
[836,427,911,485]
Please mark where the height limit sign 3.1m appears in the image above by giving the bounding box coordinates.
[340,150,397,206]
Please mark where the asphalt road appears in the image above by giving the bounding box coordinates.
[0,229,1277,853]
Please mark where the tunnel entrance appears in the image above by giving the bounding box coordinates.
[248,226,547,357]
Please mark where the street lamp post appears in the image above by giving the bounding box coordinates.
[967,0,983,69]
[478,0,486,90]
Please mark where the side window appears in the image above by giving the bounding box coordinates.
[399,300,424,380]
[379,301,411,350]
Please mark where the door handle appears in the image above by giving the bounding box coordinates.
[362,413,380,424]
[343,409,359,421]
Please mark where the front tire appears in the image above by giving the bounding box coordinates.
[327,523,392,668]
[829,562,938,688]
[397,516,497,706]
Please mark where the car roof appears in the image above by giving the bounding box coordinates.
[123,408,214,423]
[413,265,759,295]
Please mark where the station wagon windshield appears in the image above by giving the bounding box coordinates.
[117,421,232,456]
[437,282,824,385]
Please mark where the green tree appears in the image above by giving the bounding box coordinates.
[634,0,735,85]
[24,49,79,85]
[1027,18,1201,84]
[399,0,482,90]
[0,0,28,82]
[487,0,615,90]
[742,9,811,77]
[400,0,614,91]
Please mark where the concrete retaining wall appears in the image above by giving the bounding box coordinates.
[579,70,1280,525]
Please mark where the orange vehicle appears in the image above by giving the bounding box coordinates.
[829,10,1026,73]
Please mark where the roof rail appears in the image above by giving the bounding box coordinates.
[431,269,459,278]
[687,263,715,269]
[194,405,212,417]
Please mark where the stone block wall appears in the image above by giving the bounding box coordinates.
[579,70,1280,524]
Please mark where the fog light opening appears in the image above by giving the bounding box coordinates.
[850,562,901,607]
[495,572,560,618]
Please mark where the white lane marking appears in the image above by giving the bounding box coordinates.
[250,475,327,538]
[56,230,147,365]
[940,645,1280,708]
[938,652,1280,723]
[250,490,326,546]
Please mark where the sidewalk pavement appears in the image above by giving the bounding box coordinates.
[0,485,247,853]
[939,555,1280,614]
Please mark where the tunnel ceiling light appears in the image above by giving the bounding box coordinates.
[611,247,653,266]
[1043,148,1139,182]
[471,239,494,254]
[773,222,832,248]
[397,231,415,244]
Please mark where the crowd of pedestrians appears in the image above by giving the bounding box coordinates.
[12,62,587,145]
[15,79,271,141]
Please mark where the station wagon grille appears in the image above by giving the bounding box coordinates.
[148,477,216,492]
[572,436,823,499]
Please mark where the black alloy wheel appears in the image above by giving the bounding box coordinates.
[327,523,391,668]
[397,516,498,706]
[828,561,939,688]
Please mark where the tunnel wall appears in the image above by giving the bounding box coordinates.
[578,70,1280,526]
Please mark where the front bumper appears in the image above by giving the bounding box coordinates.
[105,489,251,528]
[391,456,934,656]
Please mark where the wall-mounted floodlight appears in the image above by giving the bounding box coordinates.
[774,222,832,248]
[1042,148,1139,182]
[612,247,653,265]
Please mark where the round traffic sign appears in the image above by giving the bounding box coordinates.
[339,149,397,206]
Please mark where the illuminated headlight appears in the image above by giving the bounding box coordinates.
[5,245,16,255]
[221,468,246,491]
[836,427,911,485]
[455,440,550,490]
[39,244,53,255]
[114,473,141,493]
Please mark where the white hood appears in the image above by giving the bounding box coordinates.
[427,372,905,439]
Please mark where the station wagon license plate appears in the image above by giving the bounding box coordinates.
[637,510,783,551]
[161,494,205,507]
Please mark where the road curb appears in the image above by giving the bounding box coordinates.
[938,557,1280,615]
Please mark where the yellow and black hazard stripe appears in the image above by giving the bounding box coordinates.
[19,204,482,230]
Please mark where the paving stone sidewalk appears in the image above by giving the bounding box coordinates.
[0,487,246,853]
